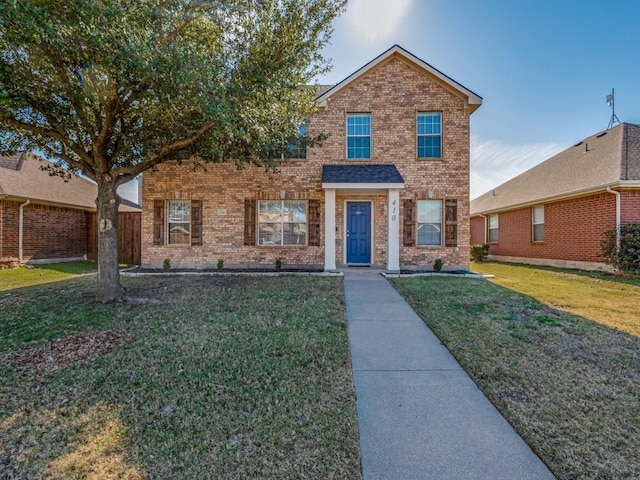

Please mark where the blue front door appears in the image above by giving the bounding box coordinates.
[347,202,371,264]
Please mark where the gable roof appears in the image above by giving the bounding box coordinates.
[316,45,483,113]
[0,153,140,212]
[471,123,640,215]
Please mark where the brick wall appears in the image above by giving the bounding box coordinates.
[470,216,485,245]
[474,192,617,263]
[142,54,473,269]
[0,200,87,261]
[621,189,640,223]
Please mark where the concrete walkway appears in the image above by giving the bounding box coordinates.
[343,270,555,480]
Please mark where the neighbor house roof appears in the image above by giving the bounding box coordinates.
[471,123,640,215]
[0,153,140,212]
[316,44,483,113]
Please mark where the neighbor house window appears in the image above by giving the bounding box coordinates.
[347,113,371,159]
[417,200,442,246]
[488,213,499,243]
[258,200,307,246]
[417,113,442,158]
[532,205,544,242]
[167,200,191,245]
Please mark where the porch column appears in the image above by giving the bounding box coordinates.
[324,188,337,271]
[387,189,400,272]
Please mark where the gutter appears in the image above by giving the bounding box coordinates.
[606,186,621,251]
[19,199,31,264]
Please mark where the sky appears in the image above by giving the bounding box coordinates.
[119,0,640,202]
[318,0,640,198]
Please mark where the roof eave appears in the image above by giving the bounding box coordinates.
[471,180,640,216]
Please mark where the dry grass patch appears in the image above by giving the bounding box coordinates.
[391,275,640,480]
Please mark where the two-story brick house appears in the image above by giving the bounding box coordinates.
[141,45,482,271]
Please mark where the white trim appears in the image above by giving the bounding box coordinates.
[322,182,405,190]
[344,200,374,265]
[324,189,336,271]
[387,190,401,272]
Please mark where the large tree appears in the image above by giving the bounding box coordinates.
[0,0,345,302]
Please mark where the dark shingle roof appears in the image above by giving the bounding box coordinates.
[471,123,640,214]
[322,164,404,184]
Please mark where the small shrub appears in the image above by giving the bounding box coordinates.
[275,258,282,272]
[433,258,444,273]
[163,258,171,271]
[470,244,490,262]
[217,259,224,271]
[601,223,640,273]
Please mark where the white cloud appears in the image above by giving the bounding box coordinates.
[344,0,412,44]
[470,136,564,199]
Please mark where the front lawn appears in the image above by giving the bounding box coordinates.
[0,274,361,479]
[0,261,98,291]
[391,267,640,480]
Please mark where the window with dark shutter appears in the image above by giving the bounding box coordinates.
[244,199,257,246]
[191,200,203,246]
[153,200,164,245]
[445,199,458,247]
[308,199,321,246]
[403,199,415,246]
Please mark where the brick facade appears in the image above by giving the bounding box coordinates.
[470,191,640,266]
[0,200,87,262]
[142,51,477,270]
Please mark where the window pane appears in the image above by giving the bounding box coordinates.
[417,224,441,246]
[489,214,499,229]
[533,224,545,242]
[284,201,306,223]
[417,200,442,223]
[488,228,498,243]
[259,222,281,245]
[167,200,190,245]
[533,205,544,224]
[417,113,442,158]
[258,200,307,246]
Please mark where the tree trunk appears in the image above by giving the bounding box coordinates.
[95,178,122,303]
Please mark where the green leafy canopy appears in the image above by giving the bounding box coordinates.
[0,0,346,186]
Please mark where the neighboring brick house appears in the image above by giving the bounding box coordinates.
[470,123,640,270]
[0,152,140,264]
[141,45,482,271]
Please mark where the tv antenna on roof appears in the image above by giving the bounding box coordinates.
[606,88,621,129]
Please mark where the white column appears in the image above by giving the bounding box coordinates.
[387,189,400,272]
[324,189,337,271]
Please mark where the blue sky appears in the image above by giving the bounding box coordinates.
[120,0,640,202]
[319,0,640,198]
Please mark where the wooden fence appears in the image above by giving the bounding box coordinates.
[86,212,141,265]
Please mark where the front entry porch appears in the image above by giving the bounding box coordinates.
[321,165,405,272]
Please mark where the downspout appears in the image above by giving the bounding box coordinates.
[19,199,31,264]
[606,186,621,251]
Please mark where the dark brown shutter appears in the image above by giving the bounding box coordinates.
[244,199,257,246]
[403,199,415,247]
[445,199,458,247]
[308,199,321,246]
[153,200,164,245]
[191,200,203,246]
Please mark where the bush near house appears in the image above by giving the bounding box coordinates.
[601,222,640,273]
[470,244,489,262]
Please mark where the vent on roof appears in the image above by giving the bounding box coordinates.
[596,131,608,138]
[574,141,583,147]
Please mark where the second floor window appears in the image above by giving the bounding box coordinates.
[347,113,371,159]
[417,113,442,158]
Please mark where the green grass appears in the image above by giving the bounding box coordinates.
[473,261,640,336]
[0,275,361,479]
[0,261,98,291]
[391,273,640,480]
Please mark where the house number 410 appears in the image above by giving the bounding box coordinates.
[391,200,397,222]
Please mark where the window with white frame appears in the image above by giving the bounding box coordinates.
[347,113,371,159]
[488,213,499,243]
[167,200,190,245]
[274,123,307,159]
[532,205,544,242]
[417,113,442,158]
[417,200,442,246]
[258,200,307,246]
